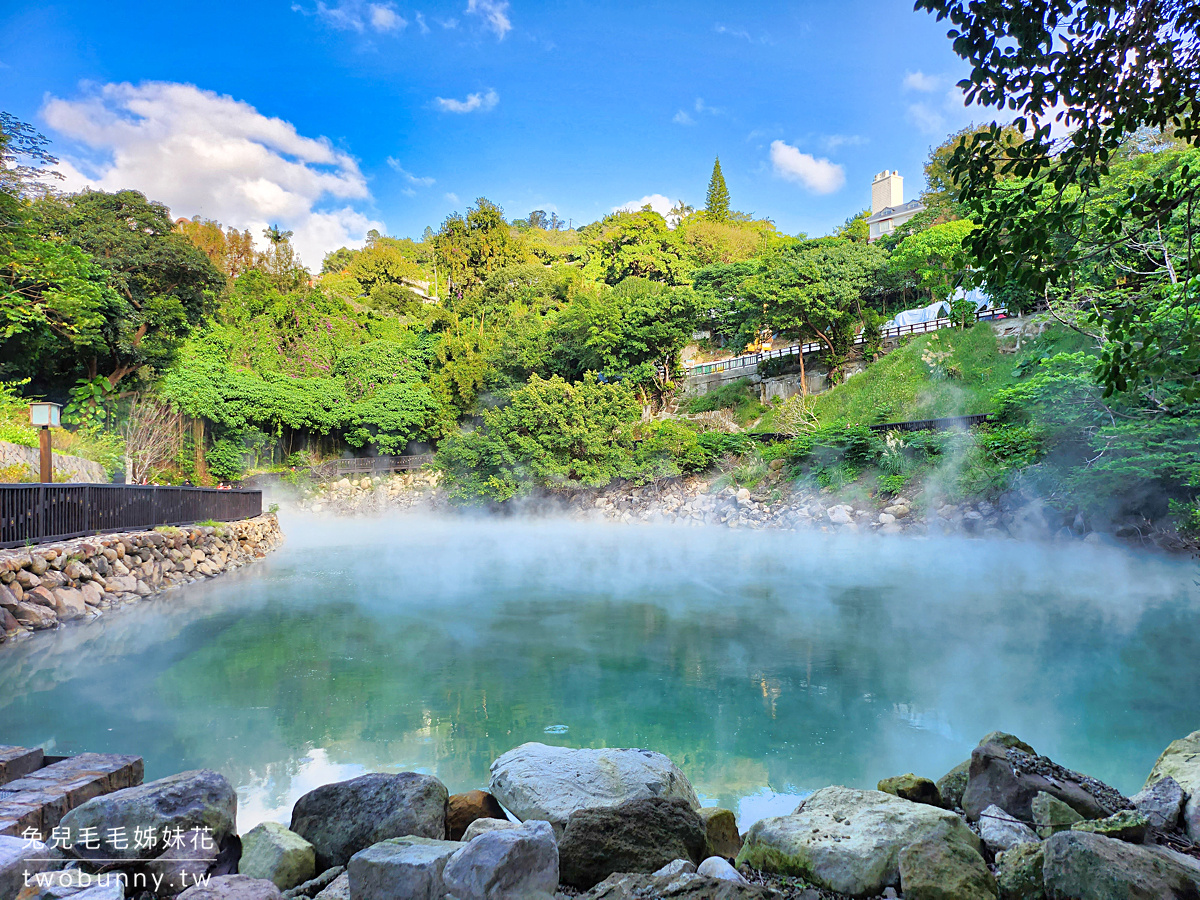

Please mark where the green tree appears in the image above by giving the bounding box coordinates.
[28,189,224,388]
[887,219,978,304]
[917,0,1200,398]
[705,156,730,222]
[436,373,642,502]
[583,209,689,285]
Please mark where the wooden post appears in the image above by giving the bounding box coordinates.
[39,426,52,483]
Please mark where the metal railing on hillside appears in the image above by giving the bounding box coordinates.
[686,308,1014,377]
[0,485,262,550]
[309,454,434,479]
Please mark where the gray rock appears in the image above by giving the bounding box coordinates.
[936,760,971,810]
[344,836,460,900]
[1143,729,1200,840]
[978,804,1038,853]
[1131,775,1185,830]
[1042,830,1200,899]
[10,869,125,900]
[1070,809,1149,843]
[177,875,284,899]
[651,860,696,877]
[1,834,55,899]
[579,872,784,899]
[995,842,1046,900]
[147,828,221,896]
[736,786,981,897]
[558,796,707,889]
[698,808,742,861]
[281,866,343,899]
[442,819,558,899]
[696,857,747,883]
[240,822,316,891]
[1032,791,1084,838]
[897,835,997,900]
[963,743,1113,823]
[60,770,237,862]
[461,818,521,843]
[489,743,698,836]
[290,772,448,870]
[312,871,349,900]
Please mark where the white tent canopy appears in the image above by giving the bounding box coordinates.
[883,287,993,329]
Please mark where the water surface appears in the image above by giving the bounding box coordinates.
[1,513,1197,829]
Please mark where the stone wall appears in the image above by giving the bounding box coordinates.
[0,440,108,483]
[0,513,283,644]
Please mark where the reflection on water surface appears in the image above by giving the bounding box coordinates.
[1,513,1197,830]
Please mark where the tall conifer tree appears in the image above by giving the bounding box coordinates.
[704,156,730,222]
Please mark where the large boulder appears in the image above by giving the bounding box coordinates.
[962,742,1118,823]
[239,822,315,890]
[1041,830,1200,899]
[15,870,125,900]
[939,733,1036,811]
[60,770,237,862]
[312,871,349,900]
[579,872,785,899]
[51,587,88,621]
[736,786,982,897]
[1032,791,1084,838]
[489,743,698,835]
[462,819,522,843]
[1,835,55,899]
[558,796,707,889]
[447,791,508,841]
[344,836,460,900]
[10,600,57,629]
[898,835,998,900]
[441,819,558,900]
[1070,810,1149,844]
[1131,775,1185,831]
[698,808,743,861]
[1143,729,1200,840]
[978,804,1038,853]
[177,875,283,899]
[290,773,448,870]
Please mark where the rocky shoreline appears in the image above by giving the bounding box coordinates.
[289,470,1188,552]
[3,729,1198,899]
[0,514,283,646]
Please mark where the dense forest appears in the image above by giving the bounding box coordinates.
[1,0,1198,536]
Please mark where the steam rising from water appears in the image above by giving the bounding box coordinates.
[1,509,1196,831]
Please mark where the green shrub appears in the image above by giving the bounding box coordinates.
[686,379,768,426]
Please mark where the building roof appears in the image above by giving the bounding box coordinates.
[865,199,925,224]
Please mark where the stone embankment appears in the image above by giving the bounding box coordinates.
[0,514,283,645]
[3,729,1199,899]
[294,472,443,517]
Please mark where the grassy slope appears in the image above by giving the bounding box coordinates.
[809,325,1018,427]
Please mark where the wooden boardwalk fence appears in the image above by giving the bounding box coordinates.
[0,485,262,550]
[309,454,434,479]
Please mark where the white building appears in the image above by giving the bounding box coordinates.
[865,170,925,241]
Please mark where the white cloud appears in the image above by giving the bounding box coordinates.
[368,3,406,31]
[434,89,499,113]
[614,194,674,217]
[415,11,430,33]
[466,0,511,38]
[903,70,941,92]
[906,102,946,134]
[769,140,845,194]
[300,0,406,33]
[714,23,752,41]
[444,192,460,204]
[386,158,435,187]
[673,110,695,126]
[822,133,867,151]
[41,81,383,268]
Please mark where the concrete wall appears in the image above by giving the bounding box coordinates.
[0,441,107,483]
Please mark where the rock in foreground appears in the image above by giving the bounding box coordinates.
[736,786,983,897]
[290,772,448,870]
[1143,729,1200,840]
[489,743,699,836]
[558,797,707,889]
[1041,830,1200,899]
[441,819,558,899]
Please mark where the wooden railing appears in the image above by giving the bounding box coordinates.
[309,454,434,479]
[0,485,262,550]
[686,308,1013,377]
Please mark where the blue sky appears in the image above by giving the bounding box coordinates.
[1,0,983,266]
